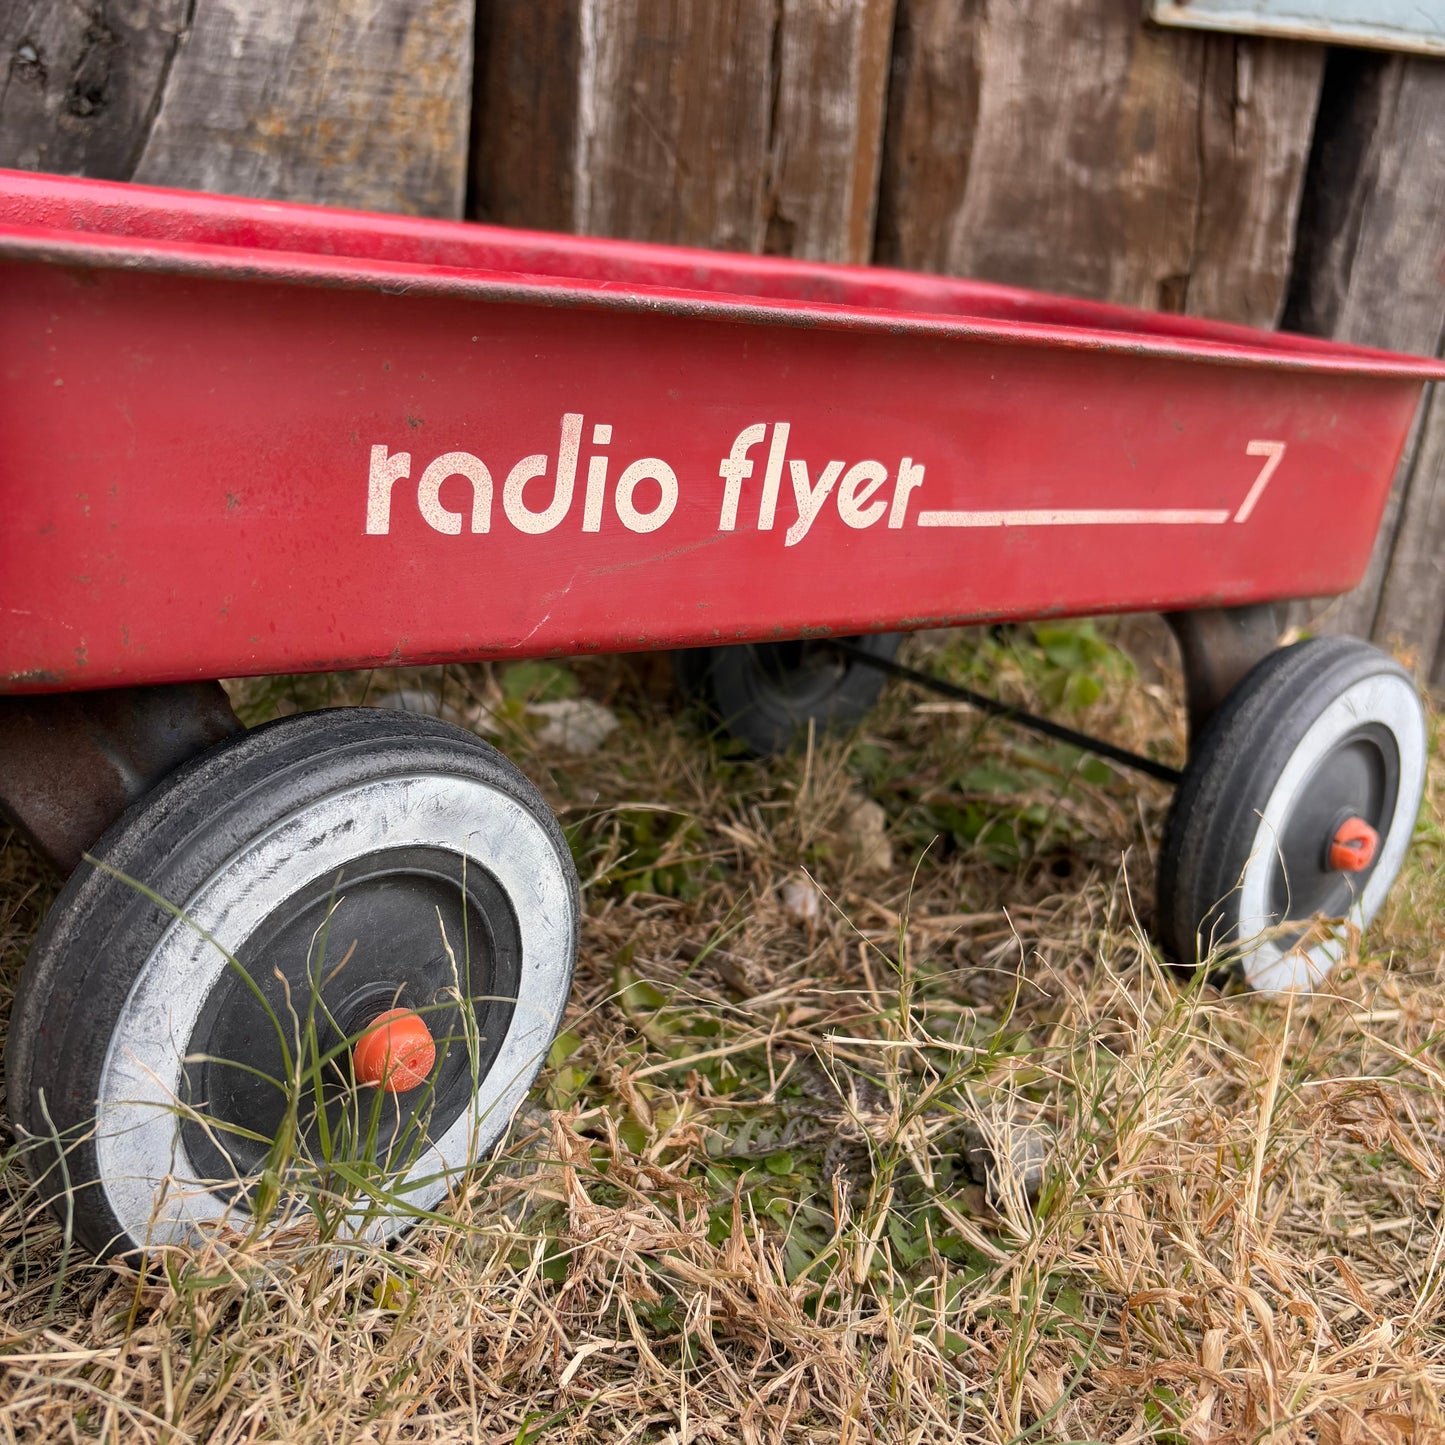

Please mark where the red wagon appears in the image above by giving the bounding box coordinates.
[2,171,1440,1260]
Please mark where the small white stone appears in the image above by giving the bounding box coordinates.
[528,698,620,755]
[961,1115,1052,1204]
[375,688,459,720]
[781,877,822,924]
[840,795,892,875]
[374,688,501,734]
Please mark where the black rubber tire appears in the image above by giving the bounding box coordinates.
[1156,636,1426,991]
[8,708,578,1261]
[672,633,902,756]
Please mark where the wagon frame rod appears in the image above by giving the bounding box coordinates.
[833,603,1284,784]
[830,638,1184,784]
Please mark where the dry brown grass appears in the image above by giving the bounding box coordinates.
[2,624,1443,1443]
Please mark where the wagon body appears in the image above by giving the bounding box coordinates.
[1,171,1441,694]
[6,173,1444,1262]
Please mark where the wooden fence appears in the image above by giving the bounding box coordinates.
[4,1,1442,681]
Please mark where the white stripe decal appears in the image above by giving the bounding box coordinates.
[917,439,1287,531]
[917,507,1232,528]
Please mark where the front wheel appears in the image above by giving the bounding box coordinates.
[1156,636,1426,992]
[8,708,578,1260]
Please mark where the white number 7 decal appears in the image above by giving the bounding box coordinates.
[1234,440,1286,524]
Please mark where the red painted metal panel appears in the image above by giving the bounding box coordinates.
[1,172,1440,694]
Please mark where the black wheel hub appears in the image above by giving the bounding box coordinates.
[745,638,853,706]
[1269,723,1398,932]
[180,845,520,1193]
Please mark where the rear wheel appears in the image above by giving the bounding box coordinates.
[8,708,578,1259]
[672,633,901,756]
[1156,637,1426,992]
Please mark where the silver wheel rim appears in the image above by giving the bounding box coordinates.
[1234,672,1425,993]
[95,772,574,1250]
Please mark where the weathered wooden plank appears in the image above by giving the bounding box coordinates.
[472,0,897,260]
[2,1,473,218]
[1377,385,1445,673]
[471,0,582,233]
[876,0,1322,328]
[138,0,473,216]
[0,1,190,178]
[769,0,898,263]
[1188,38,1326,324]
[1322,56,1445,666]
[1282,54,1445,669]
[570,0,775,251]
[880,0,1197,308]
[873,0,984,278]
[1290,58,1445,359]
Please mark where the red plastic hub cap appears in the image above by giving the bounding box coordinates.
[353,1008,436,1093]
[1328,816,1379,873]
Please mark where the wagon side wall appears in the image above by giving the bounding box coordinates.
[3,0,1440,682]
